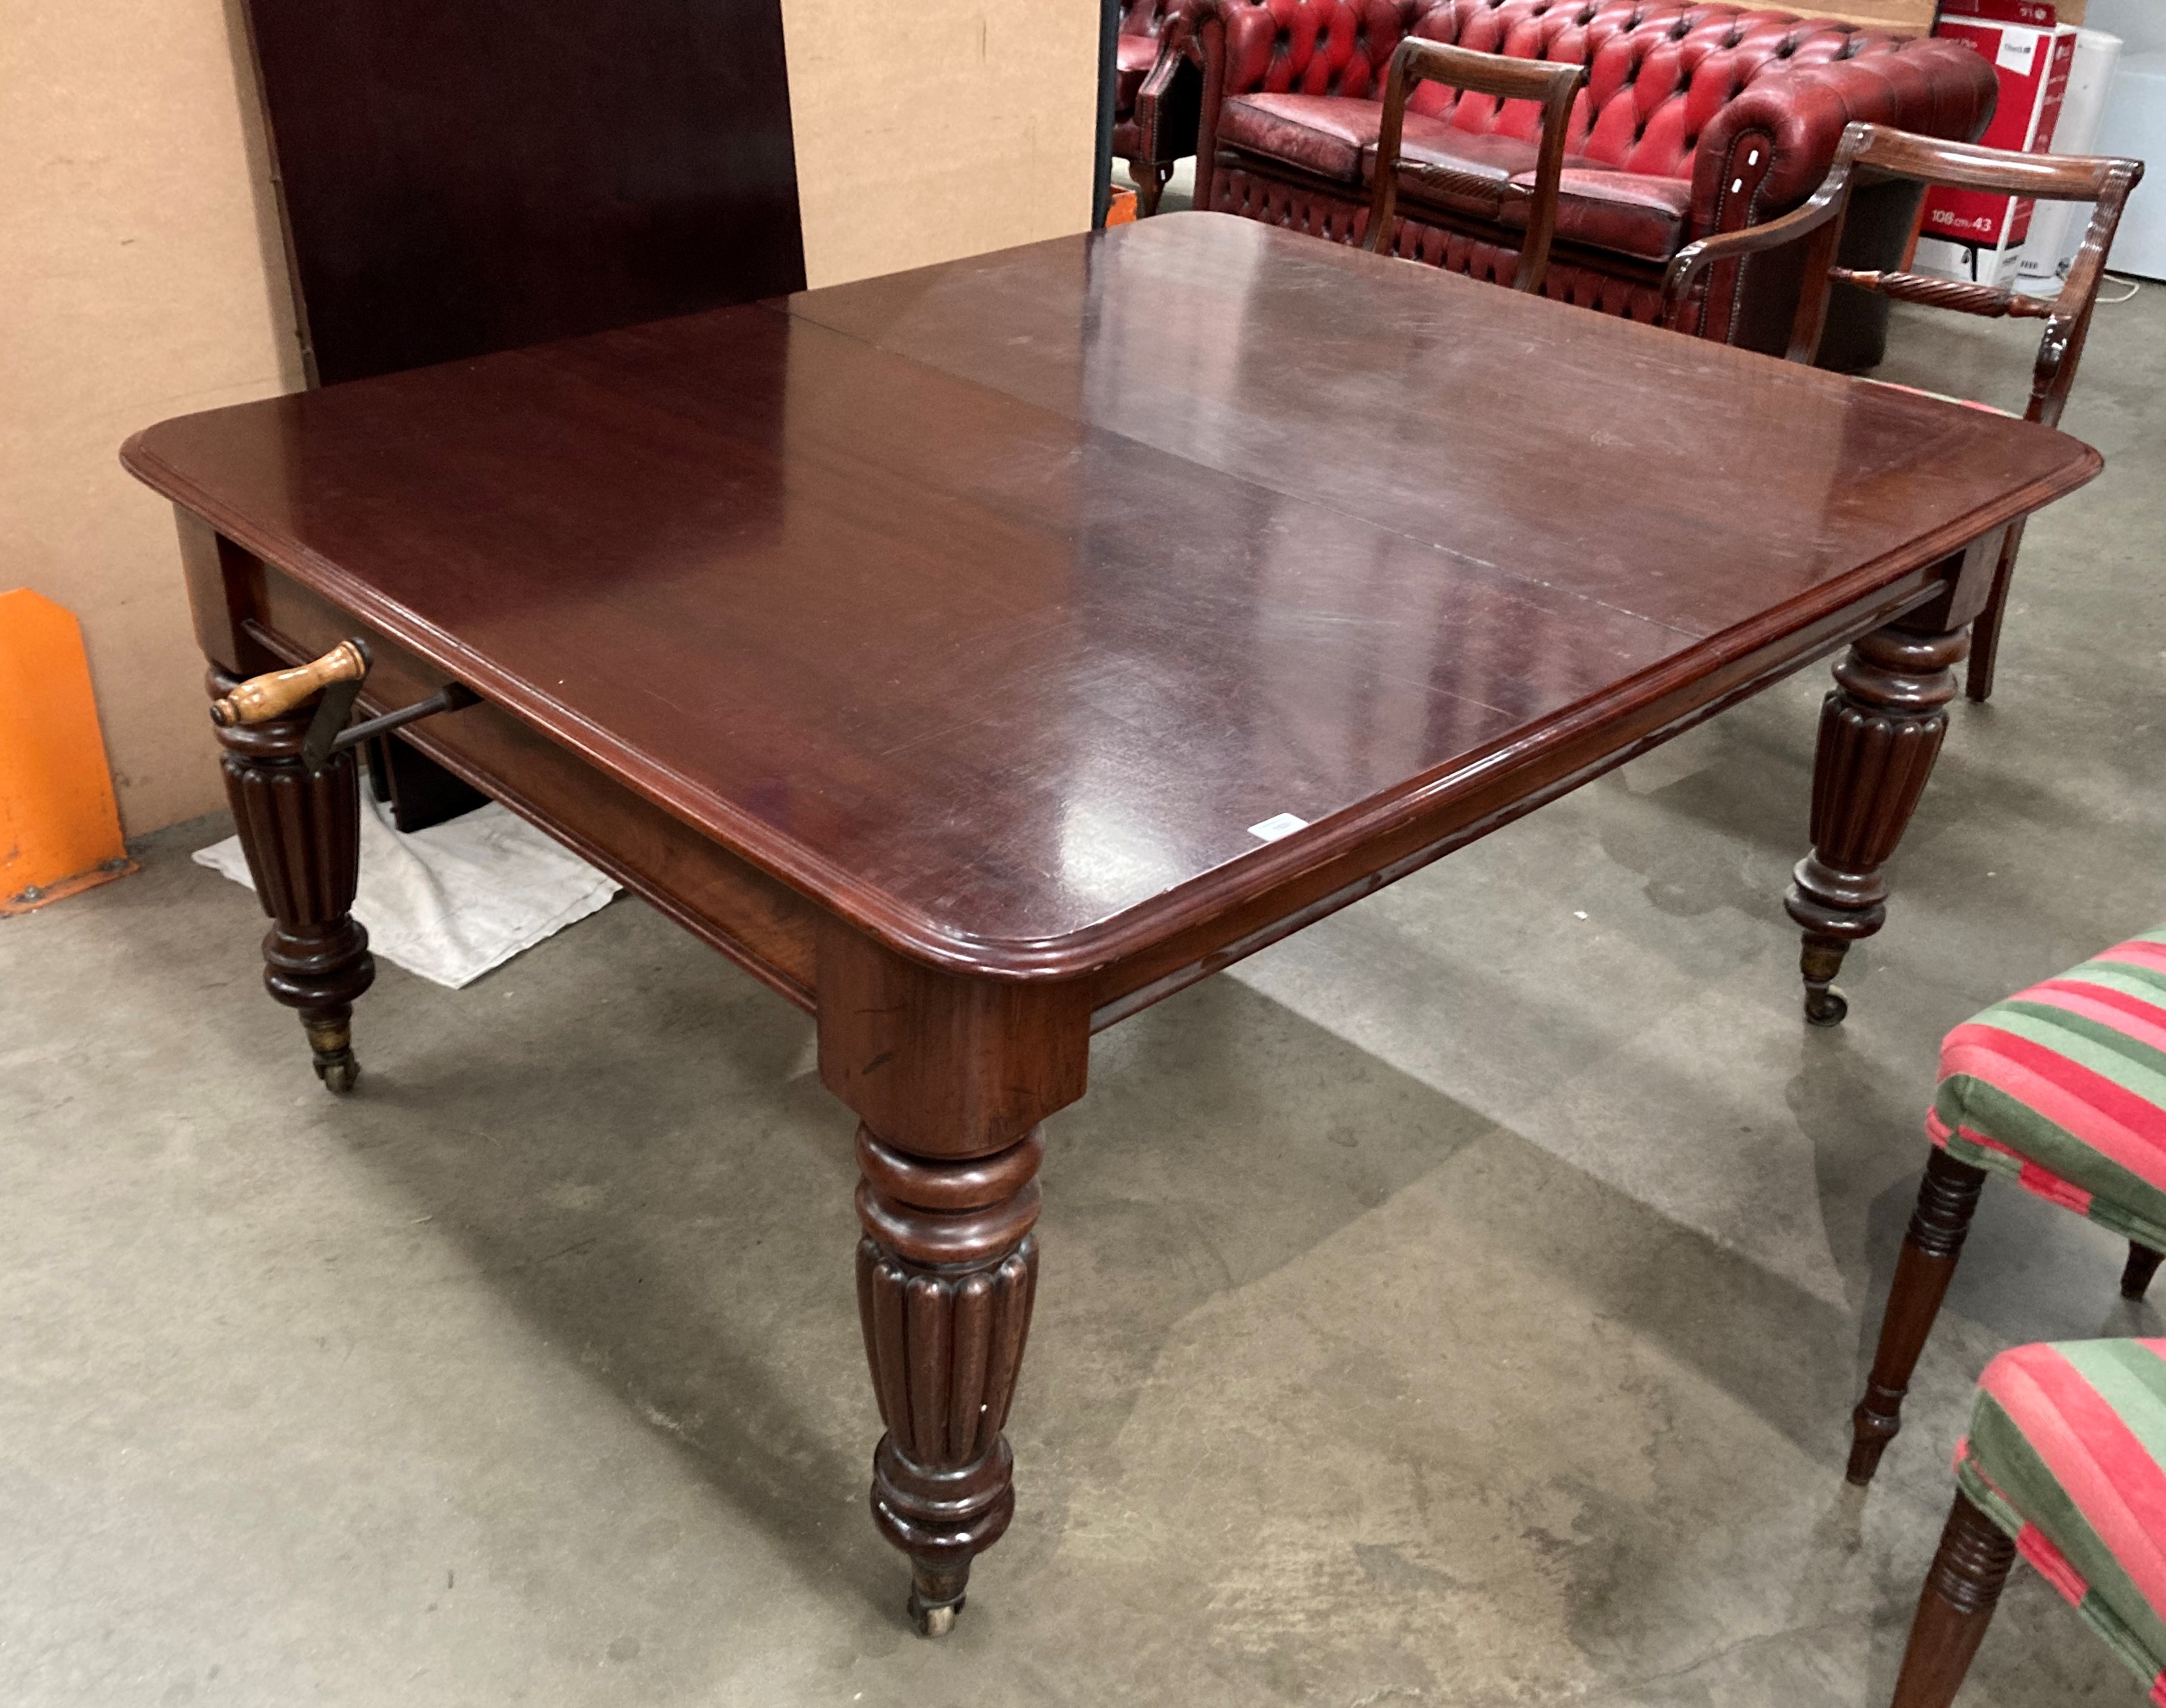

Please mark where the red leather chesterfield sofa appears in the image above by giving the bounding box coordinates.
[1166,0,1999,365]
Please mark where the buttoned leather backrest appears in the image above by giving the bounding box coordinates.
[1405,1,1921,177]
[1216,0,1425,102]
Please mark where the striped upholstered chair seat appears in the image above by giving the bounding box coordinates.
[1934,930,2166,1250]
[1851,928,2166,1487]
[1888,1338,2166,1707]
[1964,1339,2166,1688]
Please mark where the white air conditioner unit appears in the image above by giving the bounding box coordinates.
[2092,48,2166,279]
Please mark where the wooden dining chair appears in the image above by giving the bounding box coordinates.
[1888,1336,2166,1708]
[1661,122,2143,703]
[1846,924,2166,1489]
[1362,37,1585,296]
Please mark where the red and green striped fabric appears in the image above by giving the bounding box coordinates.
[1930,928,2166,1252]
[1958,1338,2166,1698]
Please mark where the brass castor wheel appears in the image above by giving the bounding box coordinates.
[909,1589,963,1638]
[1805,987,1849,1028]
[303,1014,360,1094]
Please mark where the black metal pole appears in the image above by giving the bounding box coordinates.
[1093,0,1119,228]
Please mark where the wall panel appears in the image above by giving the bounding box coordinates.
[0,0,300,835]
[780,0,1100,288]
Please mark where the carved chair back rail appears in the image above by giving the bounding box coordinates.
[1363,36,1585,293]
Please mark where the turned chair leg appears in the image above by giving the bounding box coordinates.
[1889,1489,2016,1708]
[1133,160,1172,217]
[1851,1150,1988,1484]
[2124,1242,2165,1301]
[1963,523,2024,704]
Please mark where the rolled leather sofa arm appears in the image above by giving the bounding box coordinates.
[1679,40,1997,348]
[1689,40,1999,242]
[1175,0,1246,214]
[1132,15,1201,168]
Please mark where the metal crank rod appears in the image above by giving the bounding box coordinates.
[209,639,478,770]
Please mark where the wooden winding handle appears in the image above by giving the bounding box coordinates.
[209,639,370,727]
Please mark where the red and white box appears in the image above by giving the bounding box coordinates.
[1919,0,2078,284]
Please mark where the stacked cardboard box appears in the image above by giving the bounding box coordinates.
[1919,0,2080,286]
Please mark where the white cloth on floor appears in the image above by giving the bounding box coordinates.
[194,793,619,989]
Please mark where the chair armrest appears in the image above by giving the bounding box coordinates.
[1669,45,1996,348]
[1363,37,1584,294]
[1663,172,1852,305]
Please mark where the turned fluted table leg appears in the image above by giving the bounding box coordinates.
[210,672,374,1091]
[1785,614,1967,1025]
[855,1123,1042,1636]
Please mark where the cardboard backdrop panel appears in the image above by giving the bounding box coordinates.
[780,0,1099,288]
[0,0,301,837]
[1811,2,1938,31]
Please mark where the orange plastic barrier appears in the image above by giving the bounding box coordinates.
[1,589,135,913]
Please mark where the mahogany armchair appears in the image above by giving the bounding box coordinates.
[1362,37,1585,296]
[1663,122,2145,702]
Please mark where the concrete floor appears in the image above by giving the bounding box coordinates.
[4,253,2163,1705]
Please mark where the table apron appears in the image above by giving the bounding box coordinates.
[1086,558,1962,1030]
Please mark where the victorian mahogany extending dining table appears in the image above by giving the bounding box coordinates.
[123,212,2100,1635]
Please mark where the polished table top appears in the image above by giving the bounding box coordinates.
[124,212,2098,979]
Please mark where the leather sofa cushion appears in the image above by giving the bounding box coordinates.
[1501,167,1694,262]
[1116,33,1158,117]
[1222,93,1547,215]
[1220,92,1386,183]
[1222,89,1693,256]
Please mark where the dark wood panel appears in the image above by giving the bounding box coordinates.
[241,0,806,385]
